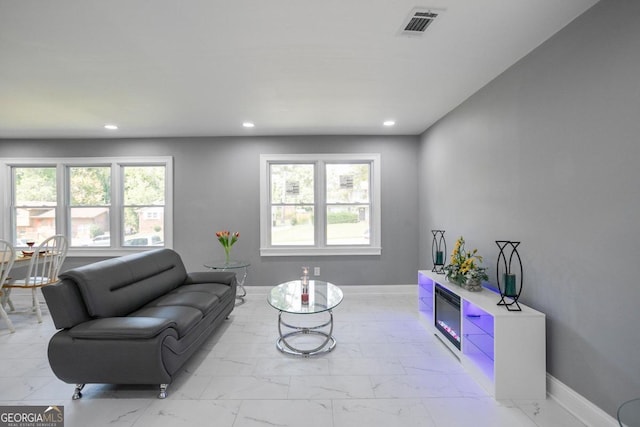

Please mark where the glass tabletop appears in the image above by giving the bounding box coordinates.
[204,260,250,269]
[618,398,640,427]
[268,280,343,314]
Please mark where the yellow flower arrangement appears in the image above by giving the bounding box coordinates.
[444,236,488,286]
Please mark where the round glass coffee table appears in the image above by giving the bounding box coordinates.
[267,280,343,357]
[204,260,249,299]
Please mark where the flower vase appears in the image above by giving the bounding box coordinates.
[224,247,231,265]
[445,275,464,288]
[465,277,483,292]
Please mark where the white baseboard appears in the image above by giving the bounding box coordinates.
[546,374,618,427]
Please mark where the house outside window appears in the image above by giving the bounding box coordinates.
[260,153,381,256]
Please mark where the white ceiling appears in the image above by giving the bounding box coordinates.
[0,0,598,139]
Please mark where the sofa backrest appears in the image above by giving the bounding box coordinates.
[41,278,92,330]
[57,248,188,318]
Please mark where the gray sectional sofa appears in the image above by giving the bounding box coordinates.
[41,248,237,399]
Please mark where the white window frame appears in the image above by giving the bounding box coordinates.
[260,153,381,256]
[0,156,173,257]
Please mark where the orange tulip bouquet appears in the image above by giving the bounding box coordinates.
[216,230,239,264]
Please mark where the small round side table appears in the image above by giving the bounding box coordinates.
[203,260,250,299]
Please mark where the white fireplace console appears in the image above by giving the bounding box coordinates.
[418,270,546,399]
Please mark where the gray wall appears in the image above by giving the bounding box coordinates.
[1,135,420,286]
[418,0,640,417]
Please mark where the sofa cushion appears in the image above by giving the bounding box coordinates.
[69,317,175,340]
[174,283,232,299]
[148,291,219,316]
[130,306,202,338]
[59,249,187,318]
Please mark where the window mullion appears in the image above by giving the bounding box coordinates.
[266,164,274,247]
[162,162,172,248]
[1,163,9,241]
[317,160,326,248]
[113,163,123,247]
[57,164,66,238]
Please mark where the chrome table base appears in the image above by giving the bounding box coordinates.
[276,310,337,357]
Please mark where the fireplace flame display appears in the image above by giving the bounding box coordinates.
[434,284,461,350]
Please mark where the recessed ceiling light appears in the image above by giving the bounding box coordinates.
[242,122,255,128]
[383,120,396,127]
[104,124,118,130]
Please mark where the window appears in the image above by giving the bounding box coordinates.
[13,167,58,246]
[260,153,381,256]
[123,166,166,248]
[69,166,110,247]
[1,157,173,255]
[269,163,315,246]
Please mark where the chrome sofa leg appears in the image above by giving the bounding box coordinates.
[158,383,168,399]
[72,384,85,400]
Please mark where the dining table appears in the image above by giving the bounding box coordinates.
[1,250,41,278]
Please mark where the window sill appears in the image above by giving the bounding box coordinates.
[66,247,170,258]
[260,246,381,257]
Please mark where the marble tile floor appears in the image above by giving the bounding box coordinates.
[0,285,587,427]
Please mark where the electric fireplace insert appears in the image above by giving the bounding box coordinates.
[434,283,461,350]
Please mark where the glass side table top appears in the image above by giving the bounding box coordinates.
[618,398,640,427]
[203,260,250,299]
[268,280,343,314]
[204,260,250,269]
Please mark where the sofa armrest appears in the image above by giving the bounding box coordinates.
[68,317,176,340]
[184,271,236,286]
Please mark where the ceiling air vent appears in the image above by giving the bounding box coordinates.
[401,9,439,35]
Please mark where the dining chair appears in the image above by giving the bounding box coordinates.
[0,239,16,333]
[1,235,69,323]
